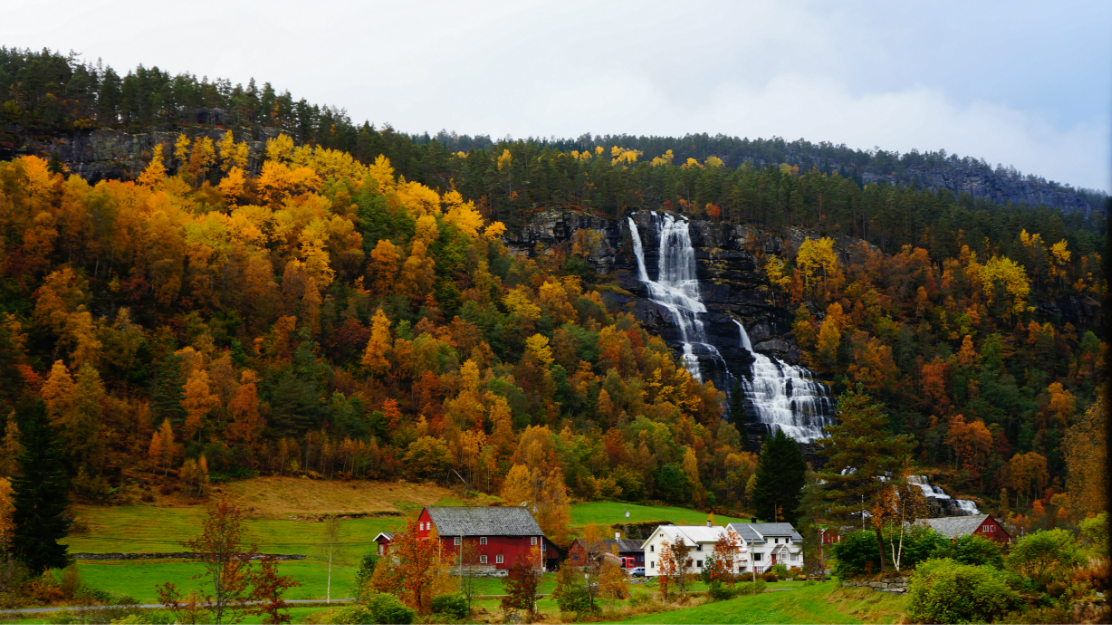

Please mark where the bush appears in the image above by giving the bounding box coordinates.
[707,581,738,601]
[936,534,1005,568]
[347,593,415,625]
[907,558,1021,624]
[736,580,766,595]
[554,585,594,615]
[770,563,791,578]
[759,572,779,582]
[431,593,468,620]
[831,531,880,578]
[1008,529,1086,591]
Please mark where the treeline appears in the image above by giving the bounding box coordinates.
[1,46,1106,229]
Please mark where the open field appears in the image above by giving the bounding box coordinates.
[571,501,750,528]
[216,476,464,518]
[608,582,907,624]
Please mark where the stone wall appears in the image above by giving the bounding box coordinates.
[840,577,909,594]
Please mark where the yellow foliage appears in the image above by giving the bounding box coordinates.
[525,334,554,366]
[137,145,166,187]
[396,181,441,217]
[980,255,1032,314]
[503,286,541,320]
[483,221,507,241]
[650,150,675,167]
[265,134,296,164]
[217,166,248,204]
[442,191,484,238]
[497,149,513,171]
[705,156,725,168]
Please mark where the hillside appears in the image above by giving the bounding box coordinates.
[0,47,1105,552]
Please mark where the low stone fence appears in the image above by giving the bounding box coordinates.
[71,552,306,561]
[840,577,909,594]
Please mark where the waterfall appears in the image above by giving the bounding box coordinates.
[733,319,834,443]
[907,475,981,516]
[627,213,728,382]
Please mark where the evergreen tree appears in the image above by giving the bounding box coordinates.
[814,384,914,573]
[10,399,71,575]
[152,354,187,426]
[728,381,751,451]
[750,428,807,525]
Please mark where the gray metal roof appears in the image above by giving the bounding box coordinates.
[426,506,544,537]
[921,515,992,539]
[727,522,802,543]
[577,538,643,553]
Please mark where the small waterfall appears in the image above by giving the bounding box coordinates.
[627,213,729,382]
[733,319,833,443]
[907,475,980,516]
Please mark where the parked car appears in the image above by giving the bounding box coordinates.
[629,567,645,578]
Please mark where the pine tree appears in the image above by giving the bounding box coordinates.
[750,428,807,525]
[153,354,187,426]
[10,399,70,575]
[728,381,751,451]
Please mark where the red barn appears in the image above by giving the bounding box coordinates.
[922,514,1012,544]
[416,506,547,571]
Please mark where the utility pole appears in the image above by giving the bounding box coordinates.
[819,528,826,583]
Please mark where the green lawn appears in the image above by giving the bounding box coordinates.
[75,559,361,603]
[609,582,907,624]
[571,501,749,528]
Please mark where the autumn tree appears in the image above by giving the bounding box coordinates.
[183,497,257,624]
[361,309,392,377]
[501,562,540,621]
[247,557,301,625]
[369,516,449,613]
[1063,389,1106,519]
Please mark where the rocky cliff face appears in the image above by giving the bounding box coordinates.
[505,209,802,386]
[0,126,274,182]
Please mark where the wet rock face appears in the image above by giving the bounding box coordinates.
[504,209,800,377]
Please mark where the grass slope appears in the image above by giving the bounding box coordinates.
[611,583,907,624]
[571,501,748,528]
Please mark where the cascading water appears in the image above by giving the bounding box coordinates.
[906,475,981,516]
[733,319,833,443]
[627,213,729,382]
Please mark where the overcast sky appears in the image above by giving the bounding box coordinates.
[5,1,1111,192]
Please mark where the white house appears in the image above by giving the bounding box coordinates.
[641,524,748,578]
[726,522,803,574]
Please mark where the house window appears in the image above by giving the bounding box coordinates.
[754,553,763,561]
[774,538,779,544]
[696,545,703,551]
[696,560,703,568]
[496,555,504,564]
[572,553,579,562]
[650,545,655,552]
[480,555,487,564]
[480,537,488,545]
[531,537,538,545]
[650,561,655,568]
[454,537,462,545]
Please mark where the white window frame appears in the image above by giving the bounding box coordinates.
[696,560,703,568]
[480,555,488,564]
[531,537,538,545]
[754,552,763,561]
[480,537,488,545]
[453,537,462,545]
[496,555,504,564]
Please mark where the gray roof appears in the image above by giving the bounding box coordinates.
[426,506,544,537]
[727,522,803,544]
[921,515,994,539]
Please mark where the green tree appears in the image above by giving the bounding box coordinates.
[10,399,71,575]
[153,354,187,426]
[814,385,913,573]
[750,428,807,524]
[907,558,1021,624]
[728,381,752,451]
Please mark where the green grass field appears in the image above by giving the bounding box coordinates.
[571,501,749,528]
[609,582,907,624]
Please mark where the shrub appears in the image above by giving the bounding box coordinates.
[831,530,880,578]
[431,593,468,620]
[759,572,779,582]
[554,585,594,615]
[707,581,737,601]
[936,534,1005,568]
[1008,529,1086,591]
[770,563,791,578]
[356,593,415,624]
[892,526,949,571]
[907,558,1021,624]
[736,580,766,595]
[329,606,376,624]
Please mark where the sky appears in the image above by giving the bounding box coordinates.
[4,0,1111,192]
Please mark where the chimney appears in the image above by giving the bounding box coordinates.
[615,532,621,541]
[706,520,712,528]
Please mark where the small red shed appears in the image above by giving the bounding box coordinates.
[922,514,1011,544]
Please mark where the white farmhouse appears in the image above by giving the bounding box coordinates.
[641,524,748,578]
[726,522,803,573]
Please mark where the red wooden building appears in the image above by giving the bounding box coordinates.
[568,533,644,568]
[379,506,549,571]
[922,514,1012,544]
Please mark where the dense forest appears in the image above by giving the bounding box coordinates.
[0,48,1106,540]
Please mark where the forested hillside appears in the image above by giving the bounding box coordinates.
[0,48,1106,536]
